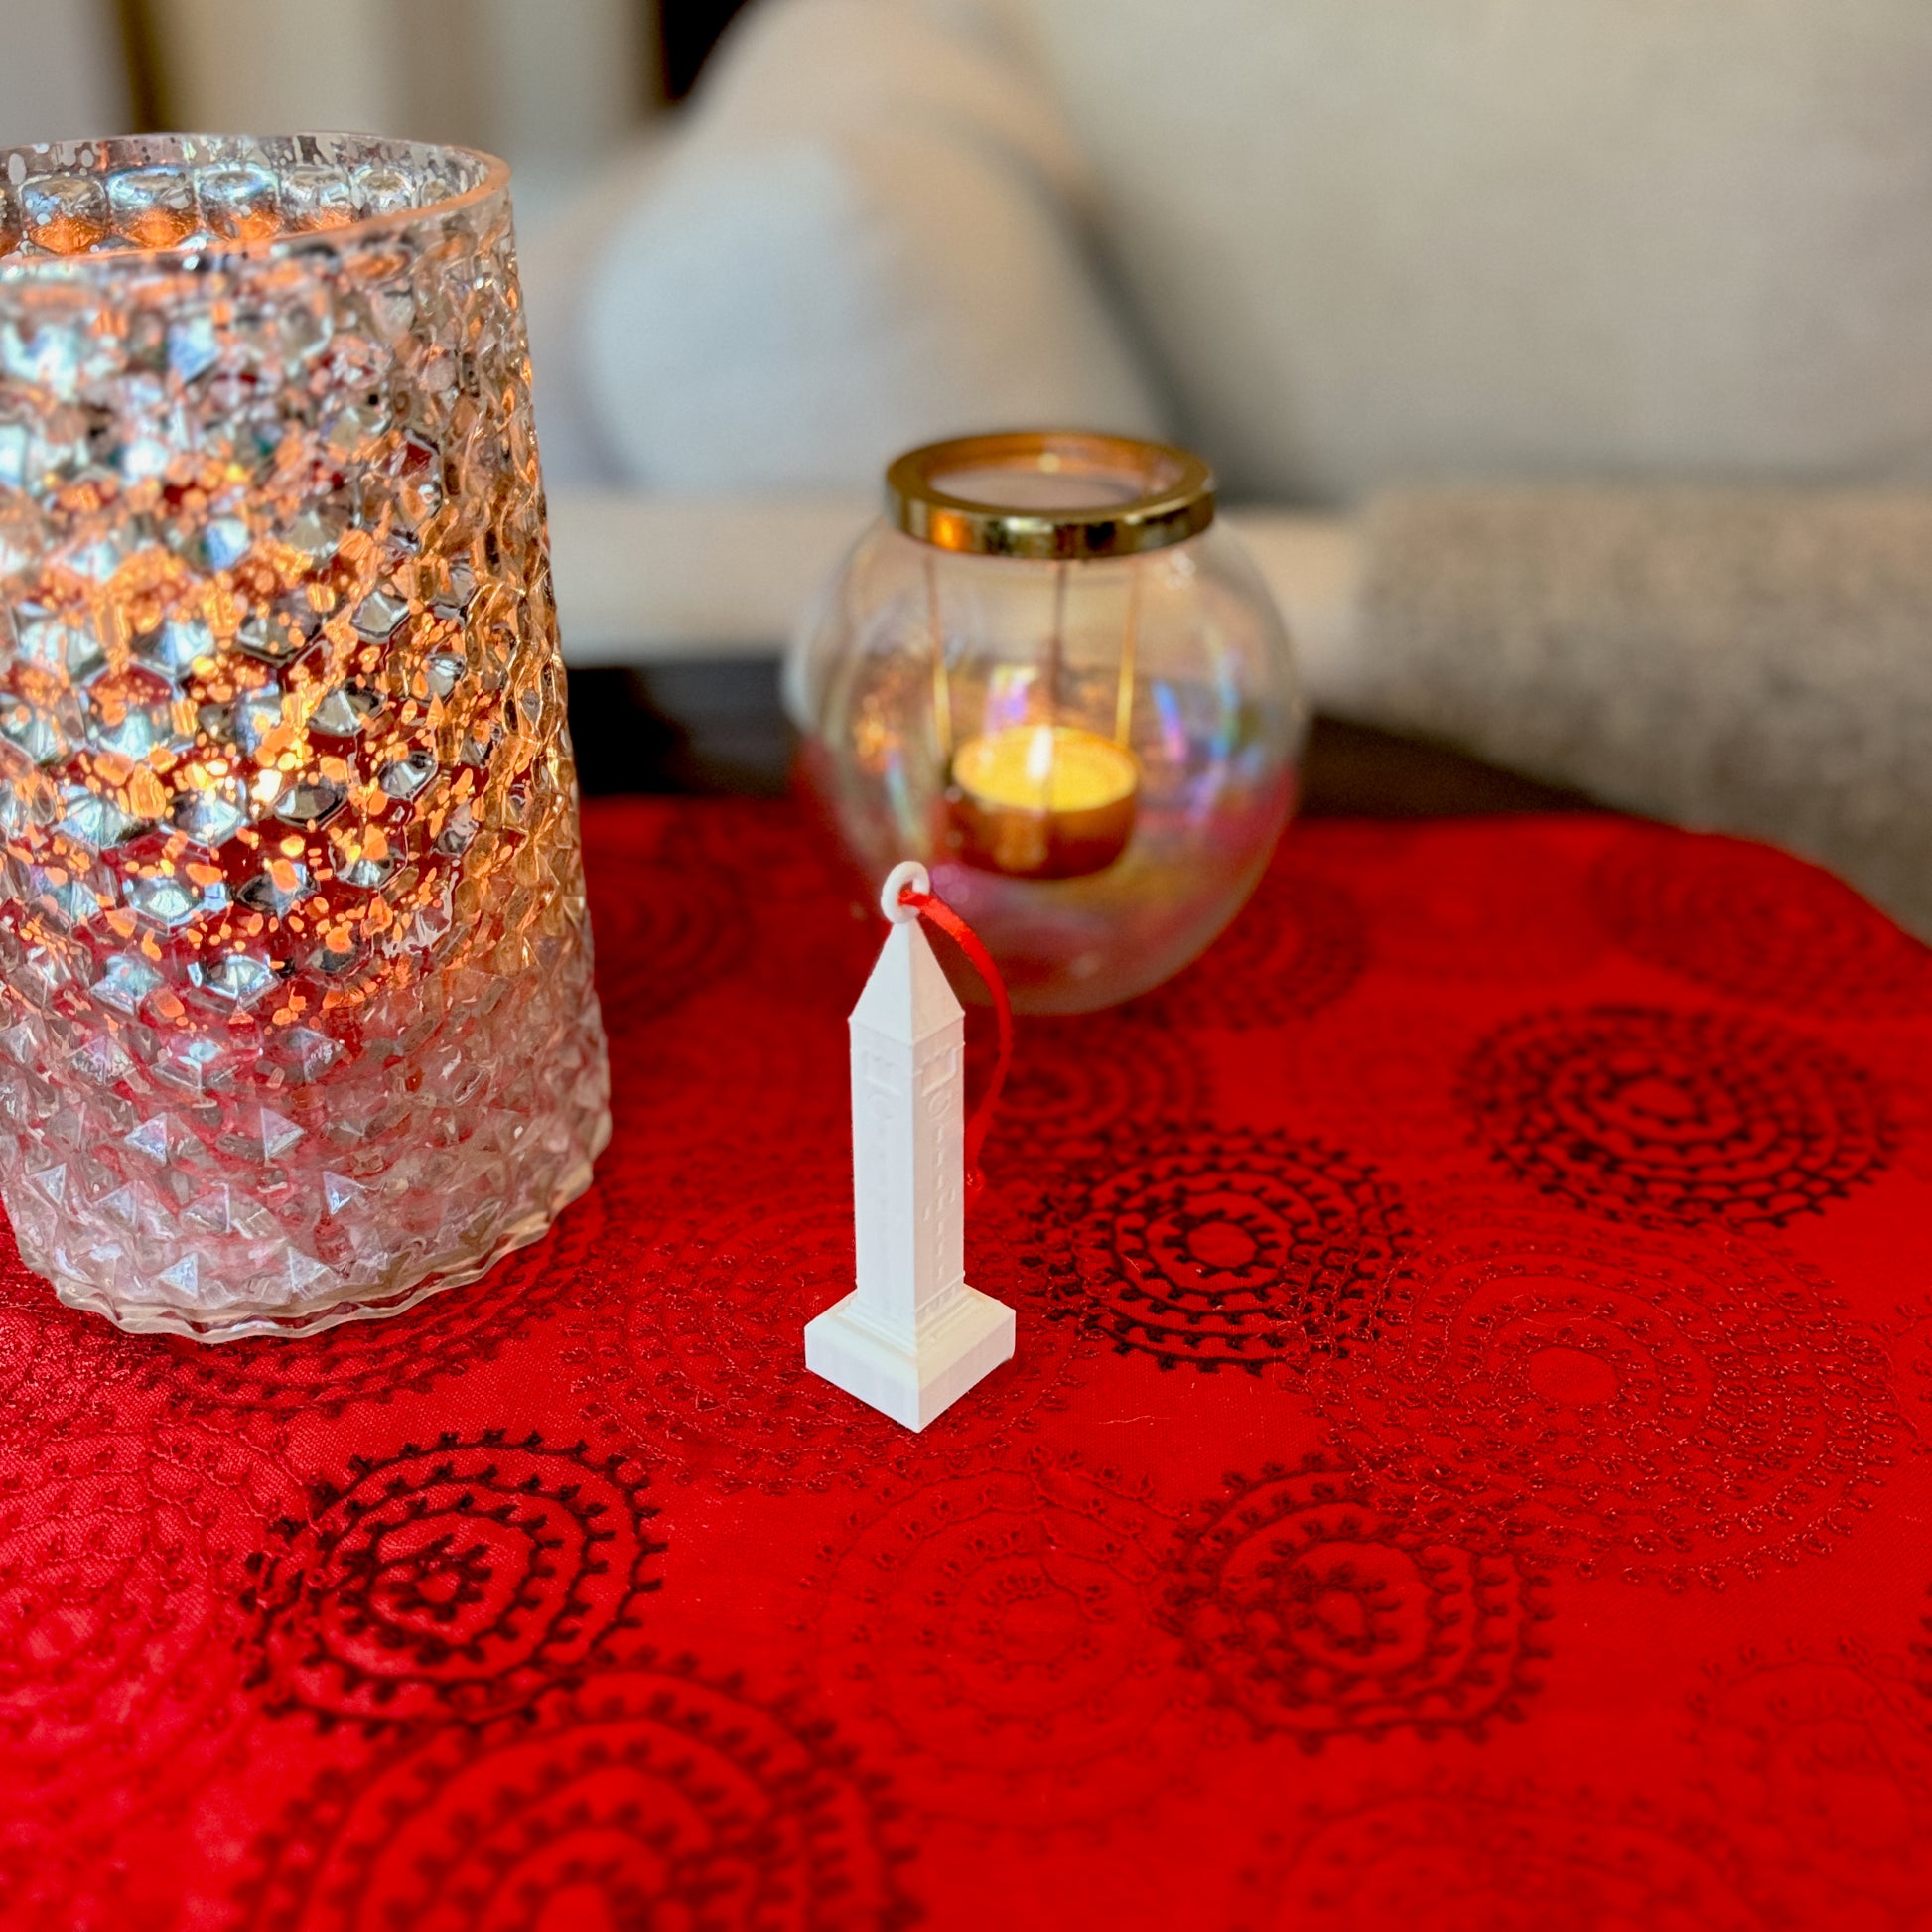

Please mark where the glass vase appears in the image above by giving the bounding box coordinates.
[0,135,609,1339]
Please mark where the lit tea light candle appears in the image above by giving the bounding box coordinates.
[948,723,1139,879]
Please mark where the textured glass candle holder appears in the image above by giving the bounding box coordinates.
[794,433,1305,1013]
[0,135,609,1339]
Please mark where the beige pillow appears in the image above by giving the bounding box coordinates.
[1010,0,1932,503]
[534,0,1167,492]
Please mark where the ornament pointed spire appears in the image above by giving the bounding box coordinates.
[803,861,1016,1430]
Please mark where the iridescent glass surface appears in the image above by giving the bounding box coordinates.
[0,135,609,1338]
[795,436,1305,1013]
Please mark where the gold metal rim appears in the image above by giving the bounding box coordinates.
[887,430,1216,560]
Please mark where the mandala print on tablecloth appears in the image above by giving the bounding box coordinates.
[1360,824,1604,984]
[1866,1023,1932,1193]
[661,800,879,1004]
[1135,869,1369,1031]
[234,1659,912,1931]
[1270,996,1486,1174]
[659,796,858,916]
[614,983,848,1172]
[1053,1129,1411,1373]
[243,1432,663,1728]
[1688,1645,1932,1927]
[1164,1455,1550,1749]
[1459,1005,1895,1227]
[806,1451,1201,1825]
[1592,822,1932,1016]
[0,1419,288,1838]
[1312,1200,1904,1587]
[565,1160,1084,1492]
[1888,1291,1932,1421]
[1241,1785,1765,1932]
[580,810,754,1033]
[0,1224,147,1440]
[984,1012,1208,1194]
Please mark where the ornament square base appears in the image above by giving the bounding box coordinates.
[804,1284,1016,1431]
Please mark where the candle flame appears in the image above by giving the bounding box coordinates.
[1025,724,1056,801]
[948,723,1141,878]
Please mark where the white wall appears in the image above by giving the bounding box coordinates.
[146,0,655,211]
[0,0,130,145]
[150,0,401,136]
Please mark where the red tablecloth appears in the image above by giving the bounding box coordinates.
[4,799,1931,1930]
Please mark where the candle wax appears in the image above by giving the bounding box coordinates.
[948,725,1139,879]
[953,725,1138,812]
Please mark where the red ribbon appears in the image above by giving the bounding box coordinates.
[897,882,1013,1202]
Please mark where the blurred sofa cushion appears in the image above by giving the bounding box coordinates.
[1353,486,1932,938]
[1002,0,1932,503]
[528,0,1167,493]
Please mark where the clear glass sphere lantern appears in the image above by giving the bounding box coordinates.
[795,432,1306,1012]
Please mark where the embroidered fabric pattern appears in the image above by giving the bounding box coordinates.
[1591,821,1932,1016]
[1133,863,1370,1029]
[242,1431,664,1727]
[1310,1194,1906,1587]
[1163,1454,1553,1747]
[1050,1128,1412,1373]
[1458,1004,1897,1227]
[0,797,1927,1930]
[234,1660,914,1931]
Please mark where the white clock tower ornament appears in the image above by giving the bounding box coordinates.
[803,861,1017,1430]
